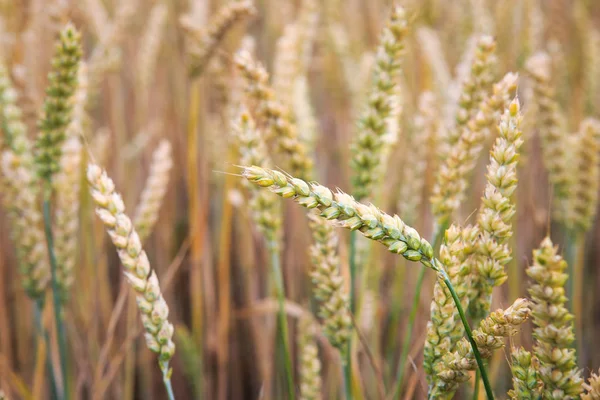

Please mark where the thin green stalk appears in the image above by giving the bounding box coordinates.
[564,232,577,307]
[438,265,494,400]
[473,369,480,400]
[269,242,295,400]
[34,301,59,400]
[392,224,446,400]
[343,360,352,400]
[345,230,358,400]
[161,362,176,400]
[42,196,68,400]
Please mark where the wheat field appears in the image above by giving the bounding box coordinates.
[0,0,600,399]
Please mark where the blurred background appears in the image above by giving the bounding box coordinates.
[0,0,599,399]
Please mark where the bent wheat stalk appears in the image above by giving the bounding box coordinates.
[87,164,176,400]
[241,165,494,398]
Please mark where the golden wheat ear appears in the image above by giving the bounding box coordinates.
[87,164,176,366]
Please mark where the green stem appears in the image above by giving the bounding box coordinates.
[42,197,68,400]
[269,242,295,400]
[392,224,446,400]
[34,301,59,400]
[473,368,480,400]
[343,361,352,400]
[438,265,494,400]
[345,230,358,400]
[161,362,176,400]
[564,232,577,307]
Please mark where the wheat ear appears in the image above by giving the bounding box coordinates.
[468,98,523,320]
[424,224,479,392]
[583,370,600,400]
[434,298,531,397]
[508,347,542,399]
[527,237,583,399]
[87,164,176,381]
[34,23,82,184]
[133,139,173,242]
[350,4,408,201]
[182,1,256,78]
[298,315,322,400]
[431,72,517,224]
[234,50,313,179]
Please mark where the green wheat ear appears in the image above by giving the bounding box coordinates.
[34,23,82,184]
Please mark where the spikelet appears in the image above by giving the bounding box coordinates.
[583,370,600,400]
[182,1,255,78]
[298,316,322,400]
[508,347,542,400]
[234,51,313,179]
[468,98,523,321]
[527,237,583,399]
[34,23,82,184]
[1,150,49,300]
[424,224,479,391]
[133,140,173,242]
[137,3,168,102]
[350,4,408,201]
[398,91,438,224]
[525,52,571,202]
[432,298,531,397]
[307,214,351,353]
[242,166,436,268]
[565,118,600,232]
[431,71,517,225]
[87,164,176,366]
[234,109,281,244]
